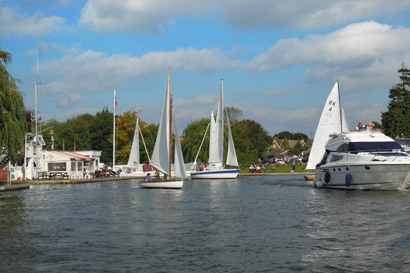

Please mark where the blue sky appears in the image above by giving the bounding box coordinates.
[2,0,410,137]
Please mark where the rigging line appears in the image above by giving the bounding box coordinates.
[138,121,151,163]
[191,121,211,171]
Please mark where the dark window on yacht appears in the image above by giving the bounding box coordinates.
[330,155,343,162]
[337,144,349,152]
[316,151,330,167]
[348,142,403,152]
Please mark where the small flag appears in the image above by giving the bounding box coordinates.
[115,96,117,110]
[30,113,33,122]
[118,118,122,128]
[39,115,42,121]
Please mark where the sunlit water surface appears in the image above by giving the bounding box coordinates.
[1,175,410,272]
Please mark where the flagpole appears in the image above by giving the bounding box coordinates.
[113,89,116,172]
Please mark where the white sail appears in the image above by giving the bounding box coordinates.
[208,111,220,164]
[216,80,224,163]
[226,116,238,167]
[306,81,342,170]
[190,79,239,179]
[173,114,186,179]
[150,79,170,175]
[342,108,350,132]
[127,118,140,170]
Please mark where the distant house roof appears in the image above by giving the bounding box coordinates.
[269,137,309,151]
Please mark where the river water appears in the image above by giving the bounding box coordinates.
[1,175,410,272]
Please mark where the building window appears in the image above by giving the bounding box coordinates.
[48,162,66,171]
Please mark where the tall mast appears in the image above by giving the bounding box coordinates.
[168,63,172,180]
[113,89,116,171]
[35,51,40,138]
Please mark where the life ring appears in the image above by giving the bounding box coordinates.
[345,173,352,187]
[324,172,330,183]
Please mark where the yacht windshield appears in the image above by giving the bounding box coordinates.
[348,141,403,152]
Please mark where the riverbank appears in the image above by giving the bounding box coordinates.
[0,181,30,192]
[1,173,311,189]
[28,176,140,185]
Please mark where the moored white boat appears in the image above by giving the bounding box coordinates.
[314,130,410,190]
[139,64,186,189]
[120,118,156,178]
[191,80,239,179]
[139,179,183,189]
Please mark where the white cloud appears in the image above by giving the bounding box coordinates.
[220,0,410,30]
[80,0,214,34]
[79,0,410,33]
[0,7,66,37]
[249,21,410,92]
[40,46,240,106]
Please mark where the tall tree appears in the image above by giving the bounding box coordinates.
[181,118,210,163]
[114,110,154,165]
[231,119,272,163]
[0,48,26,162]
[382,64,410,137]
[89,107,113,163]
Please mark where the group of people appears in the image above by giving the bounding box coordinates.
[356,120,375,131]
[249,164,265,173]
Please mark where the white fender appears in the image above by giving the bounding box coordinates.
[315,180,324,188]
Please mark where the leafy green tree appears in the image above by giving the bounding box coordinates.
[231,119,272,164]
[142,123,159,163]
[181,118,210,163]
[382,64,410,137]
[274,131,308,141]
[274,131,293,140]
[225,106,243,125]
[89,107,114,163]
[282,139,291,151]
[292,132,309,141]
[114,110,154,165]
[0,48,26,162]
[290,142,303,156]
[371,121,382,129]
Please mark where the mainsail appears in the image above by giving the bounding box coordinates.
[306,81,342,170]
[226,116,238,167]
[127,118,140,170]
[150,77,171,175]
[173,114,186,179]
[208,111,219,164]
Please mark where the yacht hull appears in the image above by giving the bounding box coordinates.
[315,163,410,190]
[139,179,184,189]
[191,169,239,179]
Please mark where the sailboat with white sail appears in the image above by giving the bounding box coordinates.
[139,64,186,189]
[121,118,154,178]
[304,81,346,181]
[190,80,239,179]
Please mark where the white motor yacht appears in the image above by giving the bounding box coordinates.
[314,130,410,190]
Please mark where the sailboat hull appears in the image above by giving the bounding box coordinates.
[191,169,239,179]
[139,179,184,189]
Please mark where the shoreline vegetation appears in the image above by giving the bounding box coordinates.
[239,164,309,174]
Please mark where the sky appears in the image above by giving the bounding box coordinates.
[2,0,410,137]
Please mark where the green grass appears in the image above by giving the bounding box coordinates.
[239,164,309,174]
